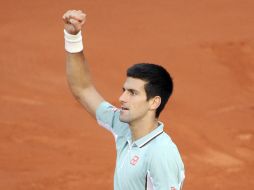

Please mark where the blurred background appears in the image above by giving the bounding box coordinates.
[0,0,253,189]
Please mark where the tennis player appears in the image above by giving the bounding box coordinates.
[63,9,185,190]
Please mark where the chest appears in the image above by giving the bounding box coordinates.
[114,138,149,187]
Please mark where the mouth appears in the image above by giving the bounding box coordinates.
[121,106,129,111]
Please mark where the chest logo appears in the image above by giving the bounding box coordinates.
[130,155,139,165]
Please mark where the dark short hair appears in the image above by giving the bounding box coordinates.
[127,63,173,118]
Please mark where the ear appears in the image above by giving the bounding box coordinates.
[149,96,161,110]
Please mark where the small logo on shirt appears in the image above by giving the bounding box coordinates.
[130,155,139,165]
[170,187,176,190]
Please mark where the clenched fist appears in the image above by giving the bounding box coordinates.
[63,10,86,35]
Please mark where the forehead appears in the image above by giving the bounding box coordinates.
[123,77,147,91]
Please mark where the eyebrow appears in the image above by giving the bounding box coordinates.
[122,87,139,94]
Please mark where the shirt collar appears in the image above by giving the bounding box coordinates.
[128,122,164,148]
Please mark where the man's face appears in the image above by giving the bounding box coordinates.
[118,77,151,123]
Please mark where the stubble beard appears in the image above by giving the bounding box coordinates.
[119,110,131,123]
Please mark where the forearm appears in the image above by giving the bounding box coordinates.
[66,51,92,97]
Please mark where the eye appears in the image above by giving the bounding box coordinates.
[129,90,137,96]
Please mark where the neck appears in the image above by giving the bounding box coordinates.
[129,116,159,142]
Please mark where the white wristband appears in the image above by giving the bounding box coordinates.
[64,29,83,53]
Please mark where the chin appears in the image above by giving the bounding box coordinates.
[119,116,130,123]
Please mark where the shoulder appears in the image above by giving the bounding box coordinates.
[96,101,129,137]
[148,132,184,166]
[150,132,177,152]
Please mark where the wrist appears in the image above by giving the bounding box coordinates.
[64,29,83,53]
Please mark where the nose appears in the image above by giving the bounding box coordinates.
[119,91,128,103]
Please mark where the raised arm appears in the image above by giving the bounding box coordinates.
[63,10,104,118]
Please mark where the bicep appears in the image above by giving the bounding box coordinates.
[76,85,104,118]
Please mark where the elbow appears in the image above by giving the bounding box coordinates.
[69,86,83,101]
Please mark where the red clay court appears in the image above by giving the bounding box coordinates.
[0,0,253,189]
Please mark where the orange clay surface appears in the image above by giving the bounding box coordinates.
[0,0,253,189]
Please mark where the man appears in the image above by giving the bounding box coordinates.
[62,10,185,190]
